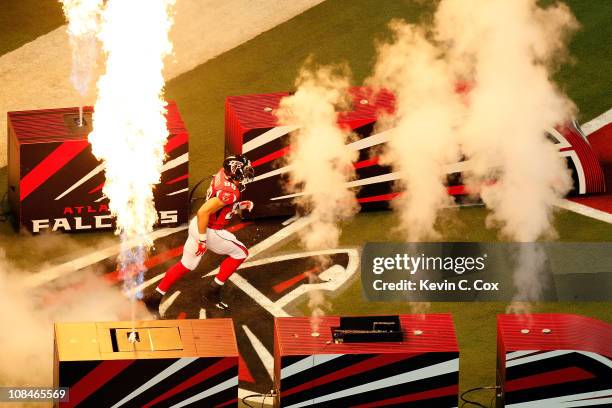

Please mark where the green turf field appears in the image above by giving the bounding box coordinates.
[162,1,612,405]
[0,0,64,56]
[1,1,611,406]
[287,208,612,405]
[165,0,612,179]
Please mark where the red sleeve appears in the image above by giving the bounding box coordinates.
[216,189,237,205]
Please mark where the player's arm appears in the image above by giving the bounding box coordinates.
[194,197,226,255]
[196,197,226,238]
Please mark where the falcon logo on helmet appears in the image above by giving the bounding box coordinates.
[223,154,255,191]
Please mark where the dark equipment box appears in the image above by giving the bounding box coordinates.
[225,90,605,220]
[273,314,460,407]
[496,313,612,407]
[7,101,189,233]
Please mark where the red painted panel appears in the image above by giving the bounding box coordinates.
[275,314,459,355]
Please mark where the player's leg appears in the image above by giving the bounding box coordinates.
[202,229,249,309]
[143,219,203,316]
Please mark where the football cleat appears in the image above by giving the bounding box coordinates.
[203,280,229,310]
[142,290,163,319]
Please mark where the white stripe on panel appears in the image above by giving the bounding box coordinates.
[243,126,298,153]
[169,376,239,408]
[110,358,197,408]
[284,357,459,408]
[281,354,344,380]
[161,153,189,173]
[55,163,105,200]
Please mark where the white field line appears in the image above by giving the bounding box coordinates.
[230,272,290,317]
[242,325,274,380]
[555,199,612,224]
[26,225,187,288]
[275,250,359,309]
[232,248,360,309]
[0,0,325,167]
[159,290,181,317]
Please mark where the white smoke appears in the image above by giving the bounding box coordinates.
[278,65,359,250]
[0,248,148,388]
[369,20,463,241]
[435,0,578,243]
[367,0,577,312]
[507,243,547,314]
[60,0,103,98]
[277,65,359,333]
[306,272,330,337]
[434,0,578,313]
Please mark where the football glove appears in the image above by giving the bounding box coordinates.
[196,239,207,256]
[238,200,254,212]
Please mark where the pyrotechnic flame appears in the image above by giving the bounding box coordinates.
[88,0,175,307]
[60,0,103,97]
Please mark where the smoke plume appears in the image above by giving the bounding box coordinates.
[60,0,103,98]
[506,243,548,314]
[367,0,577,311]
[277,65,359,333]
[369,20,463,241]
[0,248,148,388]
[277,65,359,250]
[435,0,578,242]
[435,0,578,312]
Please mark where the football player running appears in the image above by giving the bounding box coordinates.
[143,155,255,317]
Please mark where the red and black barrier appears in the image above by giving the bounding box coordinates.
[7,101,189,233]
[225,88,605,220]
[496,313,612,407]
[273,314,460,407]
